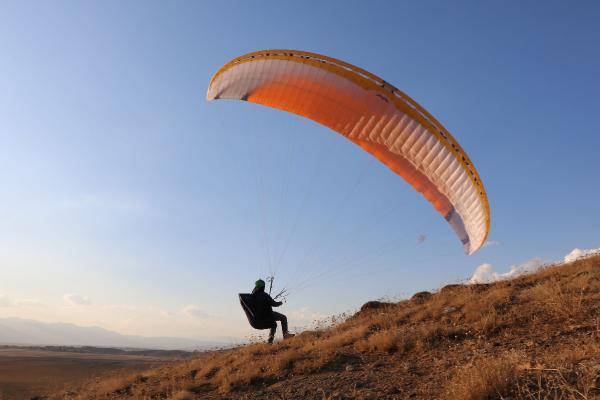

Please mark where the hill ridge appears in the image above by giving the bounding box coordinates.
[54,255,600,399]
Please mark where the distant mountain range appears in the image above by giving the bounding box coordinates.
[0,317,231,350]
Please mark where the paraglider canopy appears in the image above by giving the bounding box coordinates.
[207,49,490,254]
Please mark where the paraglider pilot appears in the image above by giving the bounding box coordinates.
[251,279,294,343]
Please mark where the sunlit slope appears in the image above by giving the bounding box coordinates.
[56,255,600,399]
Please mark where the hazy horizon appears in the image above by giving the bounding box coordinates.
[0,316,233,349]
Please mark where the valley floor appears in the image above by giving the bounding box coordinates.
[0,347,173,400]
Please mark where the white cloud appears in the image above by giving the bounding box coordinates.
[63,293,92,306]
[0,295,14,307]
[469,246,600,284]
[288,307,328,325]
[160,309,175,318]
[15,299,44,307]
[469,263,494,284]
[482,240,501,248]
[102,304,137,312]
[469,258,544,284]
[564,248,600,263]
[182,305,209,319]
[0,295,44,308]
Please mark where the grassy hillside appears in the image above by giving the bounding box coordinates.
[53,255,600,399]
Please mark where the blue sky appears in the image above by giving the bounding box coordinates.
[0,1,598,340]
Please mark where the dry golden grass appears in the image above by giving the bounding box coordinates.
[55,255,600,399]
[169,389,194,400]
[443,352,519,400]
[516,358,600,400]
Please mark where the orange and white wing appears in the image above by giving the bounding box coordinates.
[207,50,490,254]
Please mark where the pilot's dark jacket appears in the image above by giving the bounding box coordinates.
[251,286,282,320]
